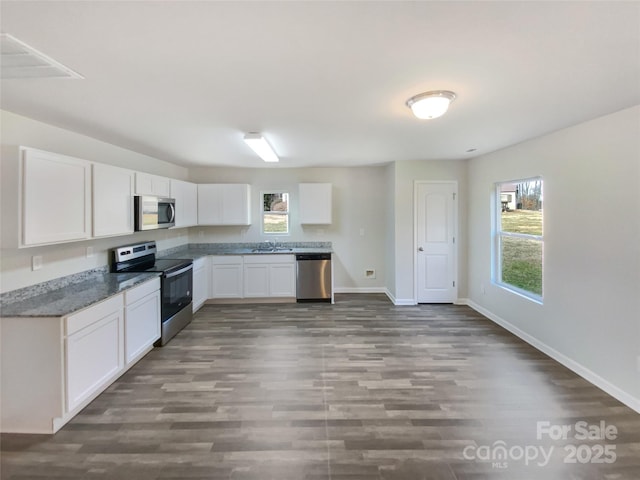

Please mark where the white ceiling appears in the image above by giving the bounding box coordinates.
[1,1,639,168]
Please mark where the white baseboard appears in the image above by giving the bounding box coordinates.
[383,288,416,306]
[333,287,387,294]
[466,299,640,414]
[455,297,470,305]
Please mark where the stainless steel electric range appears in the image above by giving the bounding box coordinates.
[111,241,193,346]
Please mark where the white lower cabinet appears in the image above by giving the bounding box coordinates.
[243,263,269,297]
[209,255,296,300]
[66,296,124,412]
[269,262,296,297]
[0,278,161,434]
[193,257,210,311]
[243,255,296,298]
[211,256,244,298]
[124,278,161,366]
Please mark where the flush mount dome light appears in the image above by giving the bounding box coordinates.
[406,90,456,119]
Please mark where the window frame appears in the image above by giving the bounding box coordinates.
[261,191,290,236]
[494,177,544,303]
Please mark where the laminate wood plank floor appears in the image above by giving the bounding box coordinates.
[2,294,639,479]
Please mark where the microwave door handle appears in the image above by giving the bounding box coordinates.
[164,265,193,279]
[169,203,176,223]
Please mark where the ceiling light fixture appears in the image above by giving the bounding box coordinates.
[406,90,456,120]
[243,133,279,163]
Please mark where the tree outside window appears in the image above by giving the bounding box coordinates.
[262,192,289,234]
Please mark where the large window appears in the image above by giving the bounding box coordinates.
[496,178,543,301]
[262,192,289,234]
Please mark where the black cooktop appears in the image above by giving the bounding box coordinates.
[140,258,192,273]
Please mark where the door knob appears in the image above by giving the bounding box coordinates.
[418,247,424,251]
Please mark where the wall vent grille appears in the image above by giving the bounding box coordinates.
[1,33,83,79]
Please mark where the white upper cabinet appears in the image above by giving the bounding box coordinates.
[134,172,171,197]
[170,179,198,228]
[92,163,134,238]
[299,183,332,224]
[197,184,251,225]
[20,147,92,247]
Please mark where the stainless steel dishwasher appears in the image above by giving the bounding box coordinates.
[296,253,332,302]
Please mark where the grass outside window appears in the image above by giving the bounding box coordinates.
[496,179,543,300]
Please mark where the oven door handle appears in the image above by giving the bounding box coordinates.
[164,264,193,279]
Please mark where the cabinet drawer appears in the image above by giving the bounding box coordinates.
[244,254,295,264]
[125,278,160,306]
[65,295,123,336]
[211,255,243,265]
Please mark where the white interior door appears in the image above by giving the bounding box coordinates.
[416,182,457,303]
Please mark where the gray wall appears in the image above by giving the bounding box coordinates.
[467,105,640,409]
[188,166,388,292]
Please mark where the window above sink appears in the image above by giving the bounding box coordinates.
[262,192,289,235]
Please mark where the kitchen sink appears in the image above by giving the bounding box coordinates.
[251,247,293,253]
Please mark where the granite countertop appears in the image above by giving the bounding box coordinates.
[159,243,333,260]
[0,272,160,318]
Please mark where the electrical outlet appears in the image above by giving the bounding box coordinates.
[481,283,486,295]
[86,246,94,258]
[359,228,365,237]
[32,255,42,271]
[365,269,376,279]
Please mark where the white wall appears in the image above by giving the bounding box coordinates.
[467,105,640,409]
[188,166,388,292]
[385,163,396,297]
[391,159,468,303]
[0,110,190,293]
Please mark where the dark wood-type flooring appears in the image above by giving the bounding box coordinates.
[2,294,639,479]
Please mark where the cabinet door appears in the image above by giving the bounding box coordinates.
[192,257,210,310]
[92,163,134,237]
[135,172,171,197]
[299,183,332,224]
[244,264,269,297]
[197,184,224,224]
[223,184,251,225]
[125,290,160,365]
[211,260,243,298]
[21,148,92,246]
[269,263,296,297]
[171,179,198,228]
[197,184,250,225]
[66,304,124,412]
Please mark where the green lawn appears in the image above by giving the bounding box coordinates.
[263,213,288,233]
[501,209,542,235]
[500,209,543,296]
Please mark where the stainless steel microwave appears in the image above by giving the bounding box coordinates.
[134,195,176,231]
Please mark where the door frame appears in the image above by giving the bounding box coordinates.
[413,180,459,304]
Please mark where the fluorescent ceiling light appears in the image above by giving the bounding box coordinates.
[243,133,279,162]
[406,90,456,120]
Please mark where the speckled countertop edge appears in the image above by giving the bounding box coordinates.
[159,242,333,260]
[0,272,160,318]
[1,242,332,318]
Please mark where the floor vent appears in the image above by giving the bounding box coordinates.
[1,33,83,79]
